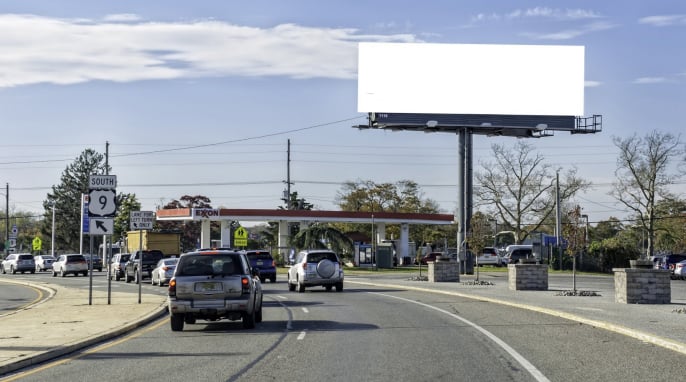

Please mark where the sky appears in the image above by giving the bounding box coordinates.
[1,0,685,227]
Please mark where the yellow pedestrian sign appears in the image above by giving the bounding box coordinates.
[32,237,42,251]
[234,226,248,247]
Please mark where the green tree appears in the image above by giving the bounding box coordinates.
[475,141,589,244]
[335,179,445,246]
[611,131,683,258]
[653,198,686,254]
[290,222,353,258]
[156,195,212,252]
[113,193,141,242]
[42,149,110,252]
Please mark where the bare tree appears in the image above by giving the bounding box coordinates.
[611,131,683,258]
[475,141,589,244]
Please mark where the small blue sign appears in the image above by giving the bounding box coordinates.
[82,200,90,233]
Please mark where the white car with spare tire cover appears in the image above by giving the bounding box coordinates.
[287,249,344,292]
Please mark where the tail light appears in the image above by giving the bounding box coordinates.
[168,279,176,297]
[271,260,276,267]
[241,276,250,294]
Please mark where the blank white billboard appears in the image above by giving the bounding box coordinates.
[357,42,584,116]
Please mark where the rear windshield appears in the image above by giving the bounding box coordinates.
[18,254,33,260]
[176,254,244,276]
[143,251,164,261]
[248,253,273,261]
[67,255,86,262]
[120,254,131,262]
[307,252,338,263]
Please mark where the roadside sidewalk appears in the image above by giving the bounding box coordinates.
[0,279,167,376]
[347,271,686,355]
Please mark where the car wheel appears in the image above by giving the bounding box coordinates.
[259,277,265,283]
[125,270,132,283]
[297,277,305,293]
[60,268,66,277]
[170,314,185,332]
[270,276,276,283]
[10,265,16,274]
[0,265,5,274]
[115,272,121,281]
[30,269,35,274]
[255,296,263,323]
[82,271,88,276]
[288,276,296,291]
[243,309,256,329]
[335,282,343,292]
[52,269,57,277]
[325,285,333,292]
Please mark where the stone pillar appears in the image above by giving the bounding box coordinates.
[278,220,290,262]
[508,264,548,290]
[399,223,409,260]
[428,260,459,282]
[613,268,671,304]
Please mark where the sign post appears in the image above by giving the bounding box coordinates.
[88,175,117,305]
[131,211,154,304]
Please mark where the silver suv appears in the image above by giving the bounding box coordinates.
[287,250,344,293]
[1,253,35,274]
[167,249,263,332]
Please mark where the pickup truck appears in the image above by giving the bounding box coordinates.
[125,250,164,284]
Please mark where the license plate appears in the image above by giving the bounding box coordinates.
[256,261,263,266]
[195,282,223,292]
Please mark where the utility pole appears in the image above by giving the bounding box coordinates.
[4,183,8,256]
[555,172,562,270]
[285,139,291,209]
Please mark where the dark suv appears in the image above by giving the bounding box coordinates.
[242,250,277,283]
[125,250,164,284]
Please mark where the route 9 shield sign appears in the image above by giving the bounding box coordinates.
[88,189,117,217]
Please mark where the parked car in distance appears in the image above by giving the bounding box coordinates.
[653,254,686,279]
[151,257,178,286]
[34,255,56,272]
[52,254,88,277]
[287,249,344,292]
[125,250,164,284]
[243,249,276,283]
[476,247,501,266]
[83,254,103,272]
[1,253,35,274]
[419,252,444,265]
[673,260,686,280]
[167,249,263,331]
[501,245,534,265]
[109,253,132,281]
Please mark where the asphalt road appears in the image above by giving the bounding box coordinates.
[0,283,42,315]
[3,276,685,382]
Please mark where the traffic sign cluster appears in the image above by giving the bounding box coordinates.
[88,175,117,235]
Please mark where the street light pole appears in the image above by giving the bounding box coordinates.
[51,202,56,257]
[581,214,589,269]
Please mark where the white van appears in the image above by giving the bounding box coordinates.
[502,244,534,265]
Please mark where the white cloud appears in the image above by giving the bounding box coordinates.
[639,14,686,27]
[523,21,616,40]
[504,7,602,21]
[0,14,419,88]
[633,77,667,84]
[103,13,143,22]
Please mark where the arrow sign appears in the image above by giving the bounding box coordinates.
[89,218,114,235]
